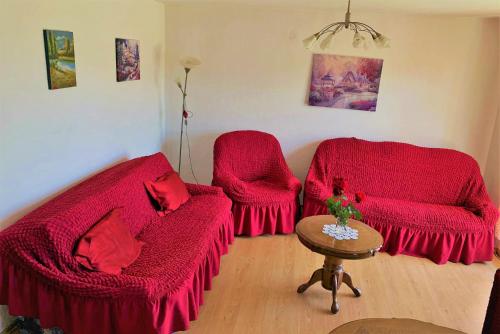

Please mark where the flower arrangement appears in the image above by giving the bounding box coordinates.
[325,178,365,227]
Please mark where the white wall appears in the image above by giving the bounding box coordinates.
[485,107,500,250]
[165,4,499,195]
[491,21,500,208]
[484,21,500,249]
[0,0,166,230]
[0,0,165,327]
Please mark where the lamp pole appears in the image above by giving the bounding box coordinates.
[178,68,190,173]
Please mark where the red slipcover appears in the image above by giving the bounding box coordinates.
[483,269,500,334]
[212,130,302,236]
[303,138,498,264]
[0,153,234,333]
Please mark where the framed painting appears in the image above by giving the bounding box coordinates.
[43,29,77,89]
[115,38,140,82]
[308,54,384,112]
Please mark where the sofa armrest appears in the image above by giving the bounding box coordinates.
[305,179,332,203]
[470,202,500,226]
[186,183,224,196]
[288,176,303,193]
[462,179,499,226]
[212,174,246,197]
[274,174,302,193]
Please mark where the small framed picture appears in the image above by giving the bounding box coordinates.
[43,29,77,89]
[115,38,140,82]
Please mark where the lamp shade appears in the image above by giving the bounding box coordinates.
[319,32,335,50]
[303,34,317,50]
[180,56,201,69]
[373,34,390,48]
[352,31,366,48]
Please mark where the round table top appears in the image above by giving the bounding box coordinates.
[296,215,383,260]
[329,318,465,334]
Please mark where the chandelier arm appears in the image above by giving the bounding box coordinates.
[351,24,374,34]
[318,25,343,38]
[348,23,359,31]
[328,24,344,36]
[351,22,380,36]
[317,22,378,38]
[317,22,344,37]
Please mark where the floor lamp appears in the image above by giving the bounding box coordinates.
[176,57,201,174]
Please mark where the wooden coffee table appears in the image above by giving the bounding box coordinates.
[296,215,383,314]
[329,318,465,333]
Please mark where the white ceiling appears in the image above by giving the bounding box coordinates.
[163,0,500,16]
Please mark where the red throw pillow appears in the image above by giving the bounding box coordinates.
[74,208,145,275]
[144,171,190,215]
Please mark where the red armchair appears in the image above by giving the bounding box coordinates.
[303,138,498,264]
[213,130,302,236]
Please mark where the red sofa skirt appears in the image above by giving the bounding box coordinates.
[232,200,298,236]
[0,217,234,334]
[302,200,494,265]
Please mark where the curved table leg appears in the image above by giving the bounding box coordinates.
[297,268,323,293]
[342,271,362,297]
[331,268,342,314]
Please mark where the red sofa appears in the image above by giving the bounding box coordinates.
[0,153,233,334]
[303,138,498,264]
[212,130,302,236]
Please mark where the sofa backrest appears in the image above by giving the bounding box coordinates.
[213,130,288,182]
[2,153,172,270]
[308,138,481,206]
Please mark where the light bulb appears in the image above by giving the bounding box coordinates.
[180,56,202,70]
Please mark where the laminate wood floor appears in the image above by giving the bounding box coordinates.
[187,234,498,334]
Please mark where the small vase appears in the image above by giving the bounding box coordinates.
[336,217,349,229]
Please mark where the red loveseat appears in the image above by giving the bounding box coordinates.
[212,130,302,236]
[303,138,498,264]
[0,153,233,334]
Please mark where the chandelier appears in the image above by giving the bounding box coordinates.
[303,0,390,50]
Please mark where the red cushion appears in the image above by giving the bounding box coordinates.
[145,171,190,214]
[74,208,145,275]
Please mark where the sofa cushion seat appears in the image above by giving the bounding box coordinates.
[124,193,232,297]
[231,179,298,205]
[359,196,487,234]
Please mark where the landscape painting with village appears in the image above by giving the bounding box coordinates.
[43,30,77,90]
[308,54,383,112]
[115,38,140,82]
